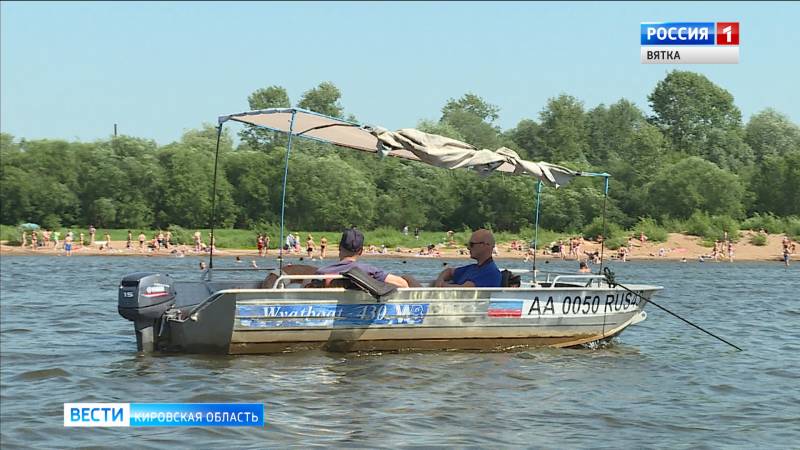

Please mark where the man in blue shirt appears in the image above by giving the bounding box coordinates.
[316,228,409,287]
[434,229,501,287]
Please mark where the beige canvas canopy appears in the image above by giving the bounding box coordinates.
[221,108,580,187]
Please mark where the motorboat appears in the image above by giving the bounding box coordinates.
[118,108,663,354]
[119,268,660,354]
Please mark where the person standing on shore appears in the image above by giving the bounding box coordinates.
[320,236,328,259]
[31,231,38,250]
[264,235,270,255]
[104,231,112,250]
[21,231,28,248]
[306,235,316,259]
[126,230,133,249]
[89,225,96,245]
[53,230,61,250]
[257,234,265,257]
[138,232,146,252]
[64,232,73,256]
[79,232,85,248]
[617,246,628,262]
[165,231,172,249]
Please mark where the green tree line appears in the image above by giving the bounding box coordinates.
[2,72,799,234]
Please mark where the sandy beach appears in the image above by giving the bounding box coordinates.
[1,231,793,262]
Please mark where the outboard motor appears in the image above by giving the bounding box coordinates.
[118,273,177,352]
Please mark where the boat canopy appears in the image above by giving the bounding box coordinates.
[220,108,581,188]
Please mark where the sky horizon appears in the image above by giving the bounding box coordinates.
[2,1,798,145]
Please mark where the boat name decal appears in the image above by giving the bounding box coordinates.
[237,303,429,328]
[489,291,643,318]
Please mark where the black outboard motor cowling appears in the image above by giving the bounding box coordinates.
[118,272,177,352]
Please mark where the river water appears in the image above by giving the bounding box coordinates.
[1,255,798,448]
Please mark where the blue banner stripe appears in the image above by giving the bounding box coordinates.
[129,403,264,427]
[641,22,715,45]
[237,304,428,328]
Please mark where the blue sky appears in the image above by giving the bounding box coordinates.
[2,1,798,145]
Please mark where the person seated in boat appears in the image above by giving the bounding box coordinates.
[316,227,409,287]
[434,229,501,288]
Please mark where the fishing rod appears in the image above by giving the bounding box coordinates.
[602,267,742,351]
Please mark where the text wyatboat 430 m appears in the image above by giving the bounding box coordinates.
[117,108,662,354]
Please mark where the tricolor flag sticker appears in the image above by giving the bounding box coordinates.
[487,301,523,318]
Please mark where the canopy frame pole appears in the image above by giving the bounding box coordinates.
[598,175,610,273]
[278,109,298,274]
[532,180,543,284]
[208,123,224,272]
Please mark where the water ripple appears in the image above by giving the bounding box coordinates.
[11,368,71,381]
[1,257,799,447]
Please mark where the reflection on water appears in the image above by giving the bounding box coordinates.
[1,255,799,447]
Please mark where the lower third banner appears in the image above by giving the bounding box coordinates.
[64,403,265,427]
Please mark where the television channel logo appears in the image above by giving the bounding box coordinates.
[641,22,739,64]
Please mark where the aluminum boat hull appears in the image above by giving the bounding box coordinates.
[156,282,660,354]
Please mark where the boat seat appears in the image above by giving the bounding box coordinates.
[261,264,319,289]
[500,269,521,288]
[302,268,398,301]
[341,267,397,300]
